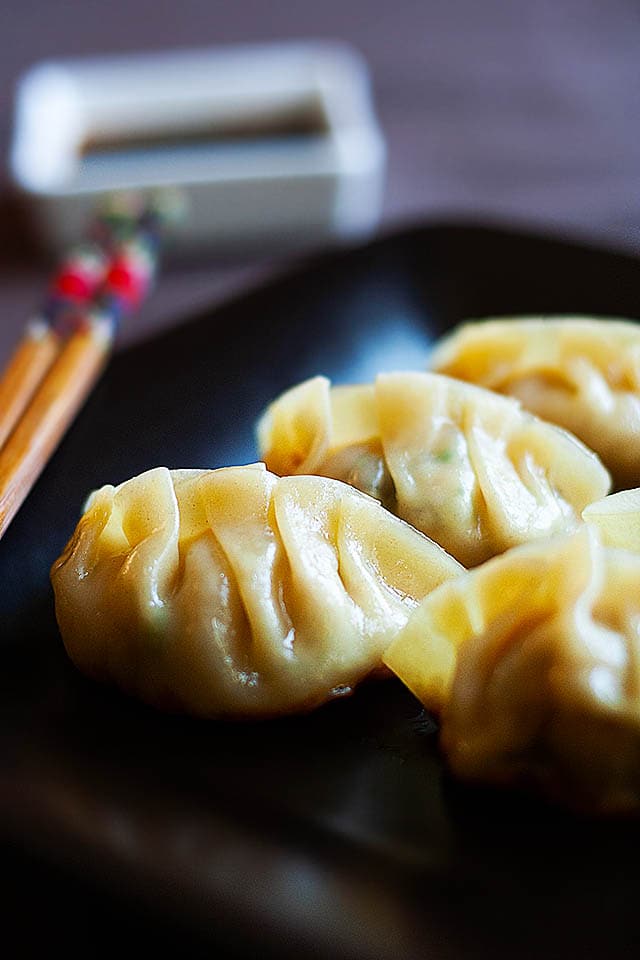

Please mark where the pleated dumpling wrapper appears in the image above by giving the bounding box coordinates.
[51,463,463,718]
[583,488,640,551]
[384,527,640,813]
[257,372,610,567]
[429,316,640,489]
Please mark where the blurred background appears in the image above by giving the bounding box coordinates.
[0,0,639,362]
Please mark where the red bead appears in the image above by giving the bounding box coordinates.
[52,270,93,301]
[105,259,149,308]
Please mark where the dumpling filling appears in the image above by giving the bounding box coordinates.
[257,372,610,567]
[430,316,640,489]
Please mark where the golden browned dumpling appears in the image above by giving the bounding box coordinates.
[429,316,640,488]
[51,463,462,718]
[257,372,610,567]
[384,528,640,813]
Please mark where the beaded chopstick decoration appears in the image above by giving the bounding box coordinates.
[0,192,169,540]
[0,241,109,449]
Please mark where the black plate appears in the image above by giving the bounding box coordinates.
[3,222,640,958]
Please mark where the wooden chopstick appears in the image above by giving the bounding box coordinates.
[0,318,113,539]
[0,238,111,457]
[0,321,60,449]
[0,194,169,542]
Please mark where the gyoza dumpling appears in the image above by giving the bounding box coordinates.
[51,463,462,718]
[583,488,640,551]
[384,528,640,813]
[257,372,610,567]
[429,316,640,488]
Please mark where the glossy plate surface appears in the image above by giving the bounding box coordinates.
[3,223,640,957]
